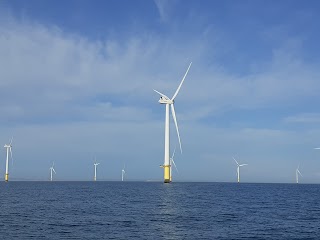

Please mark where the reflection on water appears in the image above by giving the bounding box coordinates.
[158,183,183,240]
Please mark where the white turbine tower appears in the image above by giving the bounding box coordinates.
[233,157,248,183]
[94,160,100,181]
[49,162,56,181]
[122,164,125,181]
[169,147,179,182]
[4,137,13,182]
[154,62,192,183]
[296,165,302,184]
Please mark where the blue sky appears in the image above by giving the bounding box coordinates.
[1,0,320,182]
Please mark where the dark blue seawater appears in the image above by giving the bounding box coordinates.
[0,182,320,239]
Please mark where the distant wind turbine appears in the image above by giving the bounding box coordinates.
[94,159,100,181]
[4,137,13,182]
[122,164,125,181]
[154,62,192,183]
[170,147,179,182]
[49,162,56,181]
[233,157,248,183]
[296,165,302,184]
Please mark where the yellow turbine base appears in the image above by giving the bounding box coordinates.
[163,165,171,183]
[5,174,8,182]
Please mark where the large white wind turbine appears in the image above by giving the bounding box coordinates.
[49,162,56,181]
[296,165,302,184]
[4,137,13,182]
[154,62,192,183]
[233,157,248,183]
[94,160,100,181]
[122,164,125,181]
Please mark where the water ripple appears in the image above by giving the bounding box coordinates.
[0,182,320,239]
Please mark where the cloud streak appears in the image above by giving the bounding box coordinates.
[284,113,320,124]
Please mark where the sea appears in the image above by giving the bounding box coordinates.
[0,182,319,239]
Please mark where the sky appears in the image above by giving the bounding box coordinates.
[0,0,320,182]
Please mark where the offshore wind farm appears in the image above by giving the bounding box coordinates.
[1,59,320,183]
[1,0,320,239]
[1,2,320,184]
[0,60,319,183]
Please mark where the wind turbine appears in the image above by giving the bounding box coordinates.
[122,164,125,181]
[154,62,192,183]
[49,162,56,181]
[94,160,100,181]
[296,165,302,184]
[169,147,179,182]
[4,137,13,182]
[233,157,248,183]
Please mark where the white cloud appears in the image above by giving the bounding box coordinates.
[1,14,320,126]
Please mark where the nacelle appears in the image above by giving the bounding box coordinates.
[158,97,173,104]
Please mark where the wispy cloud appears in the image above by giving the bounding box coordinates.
[153,0,179,23]
[284,113,320,124]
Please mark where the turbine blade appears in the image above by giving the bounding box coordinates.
[153,89,170,100]
[171,147,176,159]
[239,164,248,167]
[9,136,13,145]
[233,157,239,166]
[171,104,182,153]
[10,147,13,167]
[297,169,302,176]
[314,148,320,149]
[53,168,56,174]
[171,158,179,174]
[171,62,192,100]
